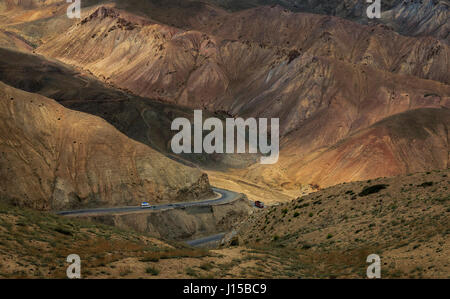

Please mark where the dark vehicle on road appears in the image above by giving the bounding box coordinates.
[255,201,265,208]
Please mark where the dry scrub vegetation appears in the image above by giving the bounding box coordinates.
[0,202,286,278]
[1,169,448,279]
[0,203,211,278]
[236,169,450,278]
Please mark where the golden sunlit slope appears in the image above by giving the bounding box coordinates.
[0,0,108,50]
[0,81,212,211]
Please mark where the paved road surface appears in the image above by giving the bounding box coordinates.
[56,187,239,216]
[185,233,226,247]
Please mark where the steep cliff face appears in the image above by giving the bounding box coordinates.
[0,81,212,211]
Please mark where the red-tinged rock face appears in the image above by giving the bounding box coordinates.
[288,108,450,187]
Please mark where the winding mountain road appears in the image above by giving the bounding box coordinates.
[56,187,240,216]
[185,233,226,247]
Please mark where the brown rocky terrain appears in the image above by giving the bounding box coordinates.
[0,2,448,195]
[284,108,450,187]
[28,4,450,191]
[208,0,449,42]
[0,1,449,280]
[244,108,450,189]
[380,0,449,42]
[0,201,305,279]
[0,81,212,211]
[0,0,107,50]
[37,6,449,99]
[1,1,448,51]
[0,47,257,169]
[1,169,448,278]
[0,29,33,51]
[234,169,450,278]
[192,5,449,83]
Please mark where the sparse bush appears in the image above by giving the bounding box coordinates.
[358,184,388,197]
[230,236,239,246]
[185,267,197,277]
[145,266,160,276]
[140,255,160,262]
[418,182,433,188]
[199,262,214,271]
[54,226,72,236]
[119,266,132,277]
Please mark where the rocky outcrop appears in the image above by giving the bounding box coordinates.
[0,81,212,211]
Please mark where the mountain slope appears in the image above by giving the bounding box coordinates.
[36,6,450,125]
[235,169,450,278]
[207,0,449,42]
[381,0,449,42]
[283,108,450,187]
[0,81,212,211]
[34,6,450,190]
[192,5,449,83]
[0,47,258,169]
[3,3,449,196]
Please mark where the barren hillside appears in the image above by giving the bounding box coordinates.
[244,108,450,189]
[0,81,212,211]
[32,5,450,191]
[235,169,450,278]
